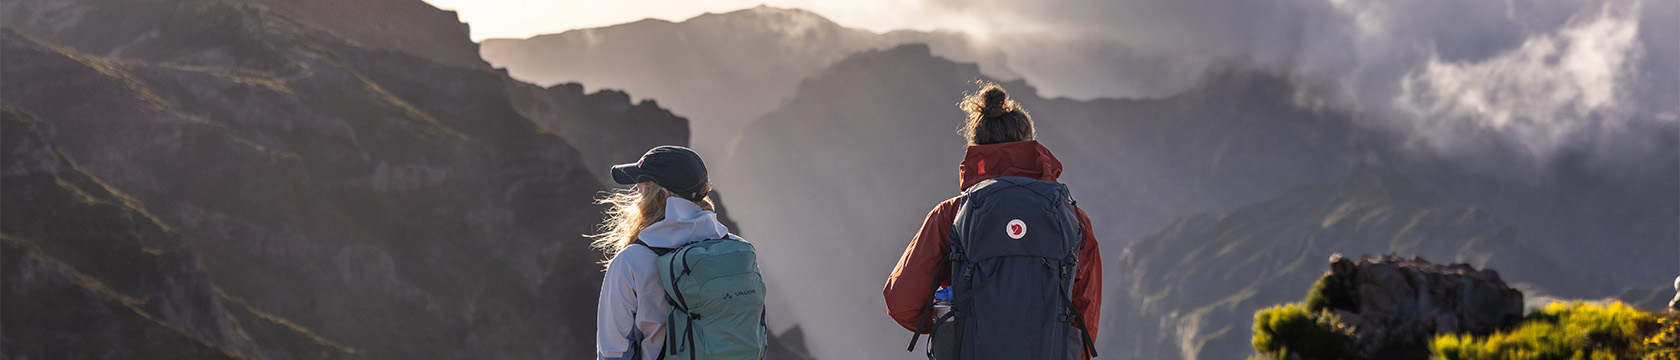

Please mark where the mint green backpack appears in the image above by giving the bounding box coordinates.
[640,237,766,360]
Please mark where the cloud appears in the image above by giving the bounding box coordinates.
[915,0,1672,167]
[1395,5,1644,162]
[987,32,1205,98]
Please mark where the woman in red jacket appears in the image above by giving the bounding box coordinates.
[884,83,1102,359]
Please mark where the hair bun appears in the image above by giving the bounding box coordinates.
[982,87,1011,117]
[959,82,1035,145]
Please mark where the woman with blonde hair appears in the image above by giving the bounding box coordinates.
[594,145,763,360]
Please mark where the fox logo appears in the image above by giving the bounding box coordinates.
[1006,219,1027,239]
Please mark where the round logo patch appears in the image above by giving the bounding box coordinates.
[1006,219,1027,239]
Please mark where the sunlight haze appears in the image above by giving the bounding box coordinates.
[421,0,985,40]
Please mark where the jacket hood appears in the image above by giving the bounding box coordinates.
[958,140,1064,190]
[637,196,730,248]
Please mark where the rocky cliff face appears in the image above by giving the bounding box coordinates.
[3,106,279,360]
[1319,255,1525,357]
[0,0,801,358]
[503,81,688,186]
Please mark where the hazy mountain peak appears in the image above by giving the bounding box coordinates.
[687,5,844,33]
[619,17,680,28]
[709,5,831,21]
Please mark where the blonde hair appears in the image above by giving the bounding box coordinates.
[590,181,716,263]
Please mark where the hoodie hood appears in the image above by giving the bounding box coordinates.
[638,196,731,248]
[958,140,1065,190]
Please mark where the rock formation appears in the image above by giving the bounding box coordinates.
[1317,254,1525,356]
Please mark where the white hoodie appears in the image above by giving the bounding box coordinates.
[596,196,731,360]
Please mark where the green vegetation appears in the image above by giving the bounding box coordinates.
[1650,315,1680,360]
[1304,272,1357,313]
[1251,303,1356,360]
[1251,294,1679,360]
[1430,301,1673,360]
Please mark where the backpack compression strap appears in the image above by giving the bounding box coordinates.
[904,276,943,352]
[633,240,695,359]
[628,240,672,360]
[664,245,702,360]
[1057,263,1099,359]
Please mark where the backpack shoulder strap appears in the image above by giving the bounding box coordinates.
[633,240,674,256]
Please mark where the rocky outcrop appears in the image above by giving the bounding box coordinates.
[1317,255,1525,356]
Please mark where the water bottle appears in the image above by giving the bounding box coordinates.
[933,287,953,319]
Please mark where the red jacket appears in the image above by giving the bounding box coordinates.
[883,140,1103,339]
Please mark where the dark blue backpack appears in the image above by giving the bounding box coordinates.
[907,176,1098,359]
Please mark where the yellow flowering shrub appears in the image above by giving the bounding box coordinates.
[1430,301,1666,360]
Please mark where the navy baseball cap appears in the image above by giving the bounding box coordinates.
[610,145,709,201]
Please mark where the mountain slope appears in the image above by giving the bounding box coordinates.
[3,105,274,359]
[0,0,809,357]
[1,18,597,357]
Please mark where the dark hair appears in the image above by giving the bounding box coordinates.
[959,83,1035,145]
